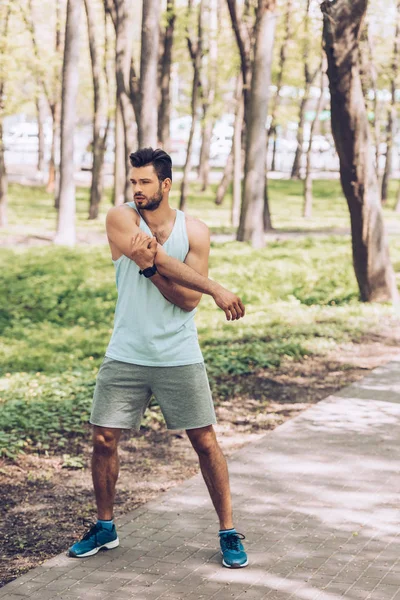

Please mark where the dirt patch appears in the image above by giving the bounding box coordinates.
[1,315,400,588]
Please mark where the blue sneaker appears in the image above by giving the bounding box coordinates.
[219,530,248,568]
[68,519,119,558]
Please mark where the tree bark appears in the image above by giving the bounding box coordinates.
[49,0,62,200]
[291,0,318,179]
[36,95,46,176]
[232,78,244,227]
[158,0,175,151]
[180,0,203,211]
[0,121,7,229]
[139,0,161,147]
[303,60,325,218]
[84,0,109,219]
[395,182,400,212]
[198,0,218,190]
[54,0,81,246]
[114,97,126,206]
[381,0,400,205]
[105,0,136,204]
[321,0,398,304]
[215,153,233,205]
[0,6,10,228]
[237,0,276,246]
[226,0,252,123]
[268,0,292,172]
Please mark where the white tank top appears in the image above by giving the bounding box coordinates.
[105,202,203,366]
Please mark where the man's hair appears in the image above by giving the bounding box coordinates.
[129,147,172,182]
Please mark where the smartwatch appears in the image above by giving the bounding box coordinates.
[139,264,158,278]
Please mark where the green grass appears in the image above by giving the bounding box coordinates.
[2,179,400,239]
[0,180,400,458]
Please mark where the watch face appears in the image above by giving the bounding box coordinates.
[144,265,157,277]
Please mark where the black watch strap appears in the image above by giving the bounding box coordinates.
[139,264,158,278]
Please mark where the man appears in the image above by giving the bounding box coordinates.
[68,147,248,568]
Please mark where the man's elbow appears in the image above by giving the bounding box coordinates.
[182,296,201,312]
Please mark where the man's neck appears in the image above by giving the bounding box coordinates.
[139,201,175,232]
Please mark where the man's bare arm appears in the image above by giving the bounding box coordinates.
[148,218,209,312]
[106,206,245,320]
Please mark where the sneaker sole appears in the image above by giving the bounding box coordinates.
[221,551,249,568]
[69,537,120,558]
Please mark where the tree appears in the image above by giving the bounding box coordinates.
[268,0,292,172]
[158,0,176,152]
[105,0,137,205]
[227,0,275,241]
[198,0,218,190]
[290,0,320,180]
[84,0,110,219]
[237,0,276,246]
[179,0,203,211]
[381,0,400,204]
[321,0,398,303]
[0,3,10,229]
[54,0,82,246]
[303,58,325,218]
[139,0,161,147]
[21,0,63,196]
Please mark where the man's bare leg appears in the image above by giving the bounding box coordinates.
[92,425,123,520]
[186,425,234,530]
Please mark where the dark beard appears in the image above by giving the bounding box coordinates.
[137,187,163,212]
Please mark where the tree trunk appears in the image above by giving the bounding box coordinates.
[237,0,276,246]
[158,0,175,151]
[381,109,394,205]
[84,0,108,219]
[139,0,161,147]
[180,0,203,212]
[232,80,244,227]
[381,0,400,204]
[268,0,292,171]
[395,181,400,212]
[47,102,61,197]
[215,153,233,205]
[321,0,398,304]
[226,0,252,124]
[263,177,272,231]
[35,95,46,176]
[106,0,136,203]
[303,61,325,218]
[198,0,218,190]
[198,117,213,190]
[54,0,81,246]
[0,121,7,228]
[114,97,126,206]
[291,0,317,180]
[48,0,62,200]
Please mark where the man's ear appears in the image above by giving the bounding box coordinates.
[162,178,172,192]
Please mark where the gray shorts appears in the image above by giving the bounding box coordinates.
[90,357,217,431]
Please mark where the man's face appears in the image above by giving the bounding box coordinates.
[130,164,163,212]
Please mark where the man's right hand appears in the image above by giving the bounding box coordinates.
[212,285,245,321]
[130,232,157,270]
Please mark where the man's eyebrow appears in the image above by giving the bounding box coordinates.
[130,178,152,182]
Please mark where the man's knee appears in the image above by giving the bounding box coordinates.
[186,425,219,457]
[92,426,121,456]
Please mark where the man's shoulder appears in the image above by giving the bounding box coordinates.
[184,214,210,237]
[106,204,140,228]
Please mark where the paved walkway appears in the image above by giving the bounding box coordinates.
[2,358,400,600]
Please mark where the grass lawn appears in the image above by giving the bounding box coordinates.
[0,180,399,459]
